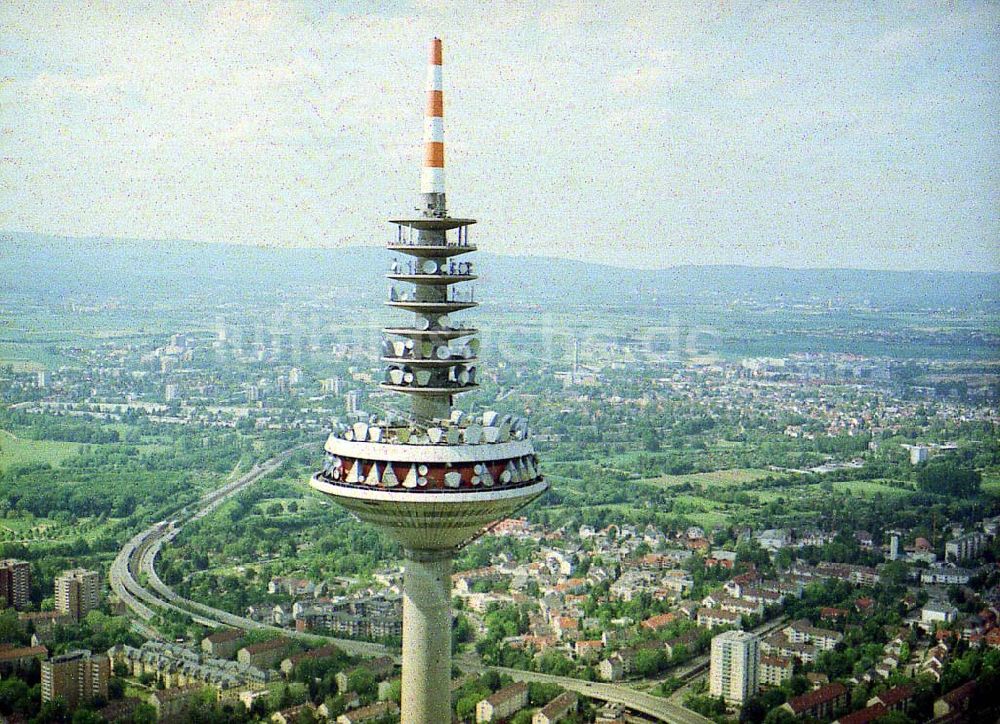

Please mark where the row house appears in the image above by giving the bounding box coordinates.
[719,597,764,617]
[761,633,818,664]
[781,683,849,720]
[697,607,742,630]
[783,620,844,651]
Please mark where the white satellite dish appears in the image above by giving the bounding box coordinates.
[402,465,418,488]
[422,259,438,274]
[435,346,451,360]
[346,460,362,483]
[403,371,415,384]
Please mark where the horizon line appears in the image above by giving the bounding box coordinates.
[3,228,999,277]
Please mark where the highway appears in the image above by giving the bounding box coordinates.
[489,667,712,724]
[109,448,390,658]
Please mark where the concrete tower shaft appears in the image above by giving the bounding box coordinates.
[309,38,547,724]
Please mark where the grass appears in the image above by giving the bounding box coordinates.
[0,430,82,472]
[981,468,1000,498]
[642,468,773,488]
[831,480,913,498]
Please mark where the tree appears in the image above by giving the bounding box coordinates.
[916,461,980,498]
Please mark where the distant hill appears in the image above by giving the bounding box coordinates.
[2,231,997,310]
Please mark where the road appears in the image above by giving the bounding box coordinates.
[109,447,720,723]
[109,448,391,658]
[489,666,712,724]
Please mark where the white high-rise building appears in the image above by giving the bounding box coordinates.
[709,630,760,704]
[164,383,179,402]
[55,568,101,622]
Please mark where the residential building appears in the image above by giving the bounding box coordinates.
[783,620,843,651]
[334,657,395,694]
[151,684,204,721]
[921,602,959,627]
[709,630,760,704]
[336,701,398,724]
[933,680,975,719]
[781,682,848,720]
[55,568,101,622]
[476,682,529,723]
[867,684,915,713]
[0,644,48,674]
[945,532,986,562]
[697,607,742,630]
[760,655,794,687]
[272,702,317,724]
[920,567,973,585]
[833,703,888,724]
[0,559,31,610]
[533,691,578,724]
[237,638,293,670]
[41,649,110,708]
[201,629,245,659]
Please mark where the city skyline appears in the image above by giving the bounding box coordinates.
[2,1,998,272]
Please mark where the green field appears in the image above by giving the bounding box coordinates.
[642,468,773,488]
[0,430,82,472]
[831,480,914,498]
[982,468,1000,497]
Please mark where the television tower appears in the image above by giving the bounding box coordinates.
[310,38,548,724]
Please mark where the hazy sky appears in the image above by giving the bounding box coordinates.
[2,1,998,271]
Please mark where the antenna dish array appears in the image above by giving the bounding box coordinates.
[329,408,530,447]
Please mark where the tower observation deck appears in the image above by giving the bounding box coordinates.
[309,38,548,724]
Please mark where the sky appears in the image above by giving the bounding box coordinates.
[1,1,998,272]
